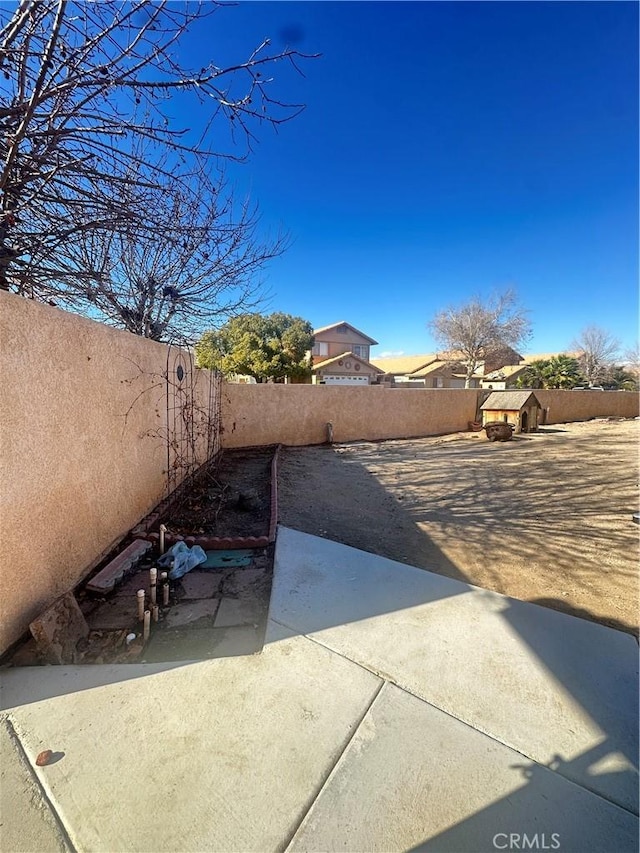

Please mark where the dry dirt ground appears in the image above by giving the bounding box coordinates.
[277,419,639,636]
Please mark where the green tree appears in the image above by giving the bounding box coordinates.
[517,355,582,389]
[543,355,582,389]
[195,313,314,382]
[516,359,549,389]
[602,365,638,392]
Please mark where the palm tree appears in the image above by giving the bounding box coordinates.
[516,360,549,389]
[543,355,582,389]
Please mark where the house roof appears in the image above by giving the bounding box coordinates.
[480,391,541,411]
[370,354,438,375]
[520,351,581,364]
[312,352,385,373]
[312,321,378,345]
[409,360,454,378]
[483,364,529,381]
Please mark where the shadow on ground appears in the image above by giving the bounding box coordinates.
[277,423,639,635]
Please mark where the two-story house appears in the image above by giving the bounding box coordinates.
[310,322,383,385]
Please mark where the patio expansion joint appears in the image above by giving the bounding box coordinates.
[270,619,640,818]
[2,715,78,853]
[280,678,386,853]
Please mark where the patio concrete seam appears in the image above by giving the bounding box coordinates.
[3,716,78,853]
[280,678,386,853]
[381,681,640,820]
[272,623,640,816]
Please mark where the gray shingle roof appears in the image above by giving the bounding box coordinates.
[480,391,541,411]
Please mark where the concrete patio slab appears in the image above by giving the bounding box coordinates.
[0,718,69,852]
[270,527,639,814]
[287,681,638,853]
[1,627,382,853]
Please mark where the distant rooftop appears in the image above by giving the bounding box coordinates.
[312,321,378,345]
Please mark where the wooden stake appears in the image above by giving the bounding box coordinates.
[143,610,151,642]
[152,605,159,623]
[163,583,170,606]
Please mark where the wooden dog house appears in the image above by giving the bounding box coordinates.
[480,390,542,434]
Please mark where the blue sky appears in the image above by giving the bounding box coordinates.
[185,1,638,357]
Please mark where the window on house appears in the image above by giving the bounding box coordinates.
[352,345,368,359]
[337,325,348,334]
[435,376,444,388]
[312,342,329,356]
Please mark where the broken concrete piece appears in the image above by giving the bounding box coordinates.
[164,600,220,629]
[30,593,89,664]
[180,572,222,599]
[85,539,152,594]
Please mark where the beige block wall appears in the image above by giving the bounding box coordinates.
[535,389,639,423]
[221,384,481,447]
[0,292,217,654]
[221,384,639,450]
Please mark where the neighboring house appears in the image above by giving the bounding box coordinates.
[480,364,529,390]
[408,360,466,388]
[311,322,378,365]
[370,354,439,382]
[519,351,581,364]
[371,353,484,388]
[226,373,257,384]
[310,322,381,385]
[480,352,584,390]
[312,352,384,385]
[480,390,542,433]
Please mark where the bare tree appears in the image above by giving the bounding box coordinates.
[428,290,531,387]
[623,344,640,382]
[0,0,314,295]
[45,164,288,340]
[571,326,620,386]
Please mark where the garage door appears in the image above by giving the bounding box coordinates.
[324,375,369,385]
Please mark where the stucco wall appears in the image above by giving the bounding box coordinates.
[221,385,481,447]
[0,292,218,654]
[535,389,639,423]
[221,384,639,450]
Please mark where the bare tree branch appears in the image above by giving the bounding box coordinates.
[571,326,620,386]
[0,0,317,293]
[428,290,532,387]
[42,166,288,340]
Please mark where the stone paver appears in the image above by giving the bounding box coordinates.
[270,527,639,814]
[180,571,222,599]
[287,682,639,853]
[1,628,381,852]
[163,599,220,629]
[0,719,68,852]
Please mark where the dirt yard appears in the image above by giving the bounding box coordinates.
[277,419,639,635]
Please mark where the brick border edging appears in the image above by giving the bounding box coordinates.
[131,444,281,551]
